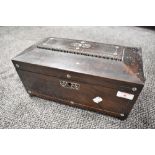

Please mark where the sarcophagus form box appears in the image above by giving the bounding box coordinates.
[12,37,145,120]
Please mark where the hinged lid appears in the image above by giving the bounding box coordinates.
[12,37,145,87]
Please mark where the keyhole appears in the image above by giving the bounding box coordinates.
[67,82,71,87]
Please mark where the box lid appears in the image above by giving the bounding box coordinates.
[12,37,145,86]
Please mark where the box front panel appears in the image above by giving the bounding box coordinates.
[17,69,136,119]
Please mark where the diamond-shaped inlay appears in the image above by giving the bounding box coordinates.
[93,96,103,104]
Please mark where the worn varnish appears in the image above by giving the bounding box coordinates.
[12,37,145,120]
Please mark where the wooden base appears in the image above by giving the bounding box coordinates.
[29,91,128,120]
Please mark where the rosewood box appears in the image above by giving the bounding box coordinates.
[12,37,145,120]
